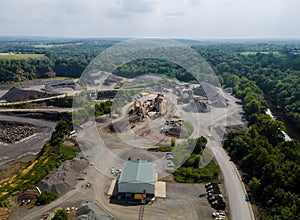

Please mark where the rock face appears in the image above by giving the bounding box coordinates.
[0,121,37,143]
[1,86,57,102]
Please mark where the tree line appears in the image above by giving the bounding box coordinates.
[221,73,300,219]
[0,39,117,83]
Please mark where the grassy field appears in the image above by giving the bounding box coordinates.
[0,53,45,60]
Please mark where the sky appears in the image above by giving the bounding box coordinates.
[0,0,299,39]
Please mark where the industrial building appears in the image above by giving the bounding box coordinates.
[118,159,155,200]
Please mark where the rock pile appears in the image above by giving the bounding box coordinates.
[0,121,37,143]
[38,156,89,195]
[75,201,112,220]
[1,86,57,102]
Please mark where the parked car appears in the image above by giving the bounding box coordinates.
[111,167,115,174]
[115,169,122,175]
[167,161,175,167]
[208,194,223,199]
[166,154,174,160]
[212,202,226,210]
[207,189,221,194]
[208,196,224,203]
[212,212,226,218]
[205,182,218,188]
[211,200,225,205]
[215,216,226,220]
[207,191,221,197]
[207,185,220,190]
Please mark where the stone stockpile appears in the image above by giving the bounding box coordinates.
[0,121,37,143]
[1,87,57,102]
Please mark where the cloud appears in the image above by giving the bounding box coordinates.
[0,0,299,38]
[120,0,156,13]
[165,12,186,17]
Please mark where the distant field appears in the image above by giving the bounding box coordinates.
[0,53,45,60]
[33,43,82,48]
[240,51,281,55]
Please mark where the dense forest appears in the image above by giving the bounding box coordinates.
[0,38,299,218]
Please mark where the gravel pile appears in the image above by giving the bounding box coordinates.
[1,86,57,102]
[182,101,210,113]
[0,121,37,143]
[38,156,89,195]
[76,201,112,220]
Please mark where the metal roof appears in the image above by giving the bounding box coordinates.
[119,160,155,185]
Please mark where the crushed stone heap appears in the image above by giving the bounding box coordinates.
[0,121,37,143]
[1,86,58,102]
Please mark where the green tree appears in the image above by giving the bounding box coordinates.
[192,136,207,154]
[249,177,261,196]
[245,99,262,115]
[52,208,69,220]
[170,138,176,147]
[36,191,58,205]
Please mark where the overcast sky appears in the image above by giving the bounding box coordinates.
[0,0,299,39]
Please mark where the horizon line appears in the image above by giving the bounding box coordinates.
[1,35,300,41]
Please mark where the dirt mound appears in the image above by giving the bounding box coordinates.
[108,117,132,133]
[103,74,122,86]
[210,94,228,107]
[193,87,207,96]
[38,156,89,195]
[182,101,210,113]
[1,86,58,102]
[75,201,112,220]
[95,116,110,123]
[169,126,189,138]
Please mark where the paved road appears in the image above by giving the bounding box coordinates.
[211,144,254,220]
[207,92,254,220]
[0,115,56,168]
[171,89,254,220]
